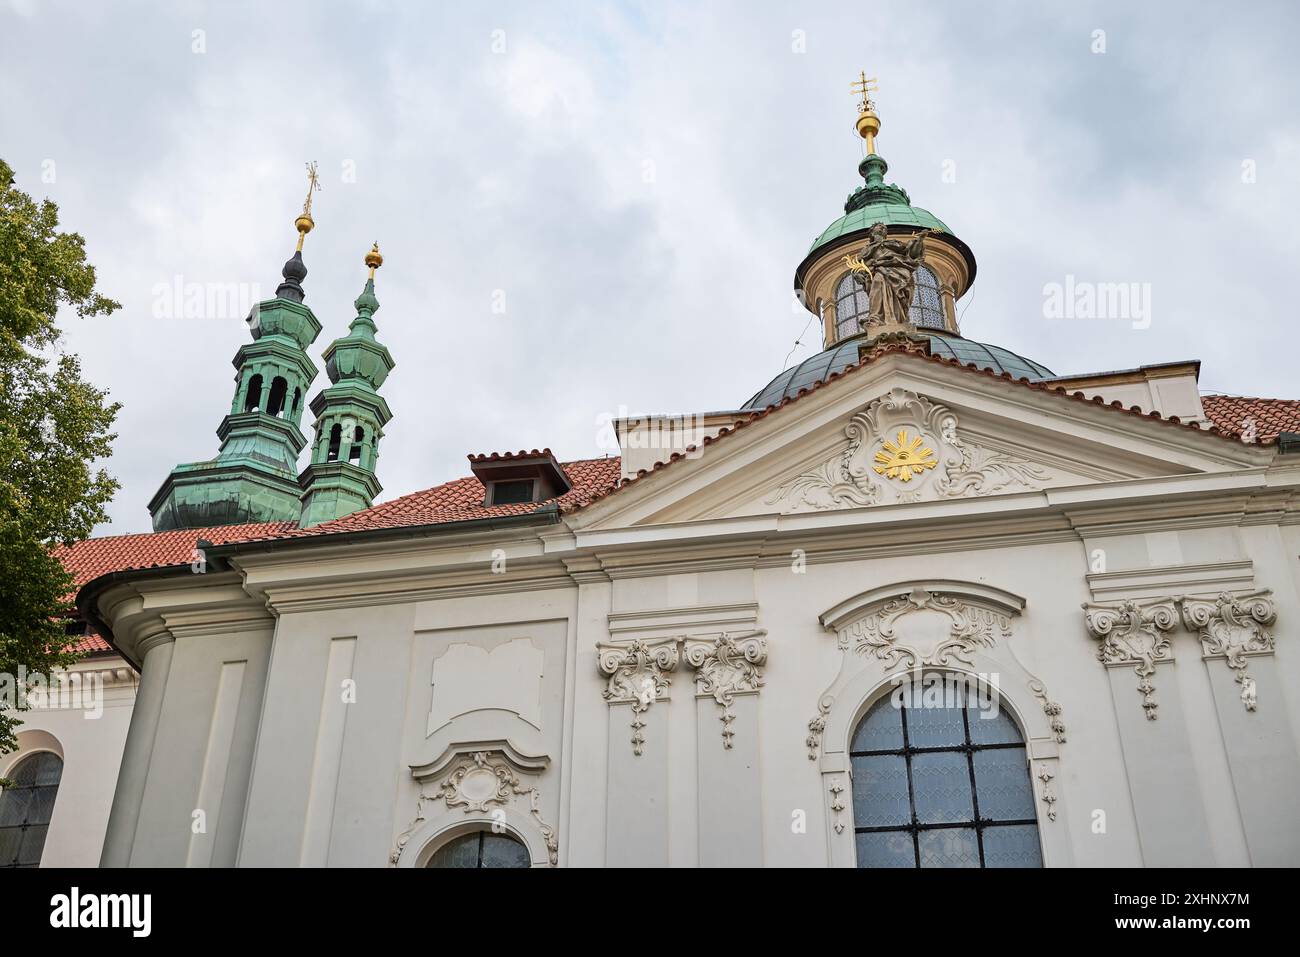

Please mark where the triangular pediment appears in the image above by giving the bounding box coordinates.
[571,351,1273,530]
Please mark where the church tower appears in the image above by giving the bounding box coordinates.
[297,244,395,527]
[148,166,325,531]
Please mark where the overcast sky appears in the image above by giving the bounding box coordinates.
[3,0,1297,535]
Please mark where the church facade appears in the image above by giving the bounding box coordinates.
[33,91,1300,868]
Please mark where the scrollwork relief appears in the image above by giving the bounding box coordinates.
[683,631,767,749]
[1083,598,1177,720]
[843,586,1013,669]
[768,388,1054,513]
[597,637,680,756]
[1180,590,1276,712]
[393,749,559,866]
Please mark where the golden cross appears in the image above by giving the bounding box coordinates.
[301,160,321,217]
[850,71,878,111]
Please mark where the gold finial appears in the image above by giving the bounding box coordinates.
[365,242,383,279]
[850,72,881,154]
[295,161,322,251]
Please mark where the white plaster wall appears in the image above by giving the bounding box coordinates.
[0,656,136,868]
[96,519,1300,867]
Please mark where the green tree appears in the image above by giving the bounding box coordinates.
[0,158,120,755]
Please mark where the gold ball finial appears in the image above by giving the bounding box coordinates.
[365,242,383,278]
[295,161,322,252]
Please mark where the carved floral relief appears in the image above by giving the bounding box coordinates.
[769,388,1052,512]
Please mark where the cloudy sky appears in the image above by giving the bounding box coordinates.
[3,0,1297,535]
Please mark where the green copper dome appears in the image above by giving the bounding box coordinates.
[810,202,950,255]
[808,153,950,258]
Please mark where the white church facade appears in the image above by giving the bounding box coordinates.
[12,89,1300,869]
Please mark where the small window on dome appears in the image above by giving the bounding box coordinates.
[910,266,945,330]
[835,272,869,340]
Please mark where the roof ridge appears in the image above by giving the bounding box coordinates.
[573,340,1266,512]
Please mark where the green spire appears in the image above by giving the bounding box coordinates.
[297,245,395,528]
[148,242,323,532]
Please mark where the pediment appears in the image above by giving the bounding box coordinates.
[572,353,1272,529]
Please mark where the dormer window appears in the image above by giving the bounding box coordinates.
[469,449,571,507]
[489,479,536,505]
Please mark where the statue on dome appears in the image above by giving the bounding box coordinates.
[843,224,931,330]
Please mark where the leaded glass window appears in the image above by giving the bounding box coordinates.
[835,265,946,339]
[0,752,63,868]
[834,272,869,341]
[850,689,1042,868]
[425,830,530,869]
[910,265,946,329]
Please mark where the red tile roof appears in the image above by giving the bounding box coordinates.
[468,448,556,463]
[1200,395,1300,442]
[57,458,625,644]
[53,521,297,654]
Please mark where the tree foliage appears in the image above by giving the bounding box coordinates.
[0,157,121,754]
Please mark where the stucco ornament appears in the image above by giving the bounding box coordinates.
[1036,764,1058,822]
[828,778,848,834]
[683,631,767,749]
[1083,599,1178,720]
[1180,591,1276,712]
[932,413,1053,498]
[807,696,833,760]
[1028,678,1067,743]
[770,388,1052,512]
[393,748,559,866]
[844,586,1013,669]
[598,637,681,756]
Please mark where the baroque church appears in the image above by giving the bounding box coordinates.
[7,83,1300,869]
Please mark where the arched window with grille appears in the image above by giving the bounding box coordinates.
[849,682,1042,868]
[0,752,64,868]
[425,830,530,869]
[910,265,946,329]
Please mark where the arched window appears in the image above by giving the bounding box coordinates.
[326,424,342,462]
[291,388,301,415]
[849,682,1042,868]
[425,830,530,869]
[243,374,263,413]
[348,426,364,464]
[266,376,288,417]
[910,265,945,330]
[0,752,64,868]
[834,272,869,341]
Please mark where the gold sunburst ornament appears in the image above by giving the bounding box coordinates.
[873,429,938,482]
